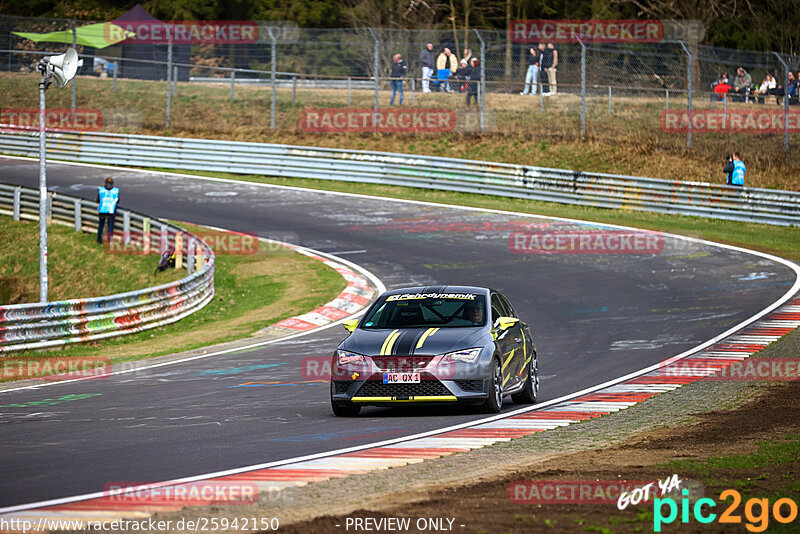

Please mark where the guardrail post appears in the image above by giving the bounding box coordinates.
[12,186,20,221]
[160,222,167,254]
[229,70,235,102]
[773,52,790,161]
[268,26,277,132]
[73,198,81,231]
[368,28,379,133]
[112,62,118,91]
[175,232,183,270]
[166,40,173,130]
[195,243,202,273]
[186,238,195,274]
[122,210,130,245]
[143,217,151,254]
[678,41,692,148]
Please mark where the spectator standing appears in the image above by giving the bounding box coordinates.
[436,48,457,92]
[389,54,407,106]
[732,67,752,101]
[723,152,746,186]
[96,177,119,244]
[419,43,435,93]
[455,59,470,92]
[462,48,473,64]
[466,58,479,107]
[541,43,558,95]
[520,46,541,95]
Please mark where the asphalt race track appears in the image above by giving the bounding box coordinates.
[0,157,796,508]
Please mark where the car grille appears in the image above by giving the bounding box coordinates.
[454,379,484,392]
[333,381,351,394]
[370,355,435,371]
[355,381,452,397]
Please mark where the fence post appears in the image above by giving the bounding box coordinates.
[577,34,586,139]
[347,77,352,106]
[368,28,379,133]
[666,89,669,112]
[474,29,486,133]
[268,26,276,132]
[230,70,235,102]
[166,40,172,130]
[411,77,415,104]
[69,19,76,118]
[143,217,151,255]
[173,66,178,95]
[112,62,118,90]
[160,223,167,254]
[540,84,544,111]
[186,238,195,274]
[678,41,692,148]
[723,96,727,129]
[123,210,131,245]
[773,52,790,160]
[292,75,297,105]
[73,198,81,231]
[608,86,611,115]
[13,186,20,221]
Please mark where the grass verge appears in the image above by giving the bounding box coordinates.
[1,71,798,190]
[1,219,346,375]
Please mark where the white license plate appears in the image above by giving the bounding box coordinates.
[383,372,420,384]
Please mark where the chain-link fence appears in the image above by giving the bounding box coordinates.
[2,15,799,173]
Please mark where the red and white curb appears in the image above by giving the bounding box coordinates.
[3,298,798,529]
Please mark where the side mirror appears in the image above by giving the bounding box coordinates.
[343,319,359,333]
[495,317,519,331]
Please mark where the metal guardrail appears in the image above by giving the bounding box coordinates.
[0,181,215,353]
[0,126,799,226]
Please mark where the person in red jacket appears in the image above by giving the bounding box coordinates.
[713,73,731,101]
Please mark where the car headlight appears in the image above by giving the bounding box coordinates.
[441,348,482,364]
[337,350,367,366]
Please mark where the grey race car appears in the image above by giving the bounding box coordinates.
[330,286,538,416]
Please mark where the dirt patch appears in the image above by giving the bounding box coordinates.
[0,276,28,304]
[276,382,800,534]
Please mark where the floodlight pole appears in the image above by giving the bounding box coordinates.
[69,19,76,117]
[37,62,49,302]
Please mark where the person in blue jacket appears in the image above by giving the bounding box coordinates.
[96,177,120,243]
[723,152,746,186]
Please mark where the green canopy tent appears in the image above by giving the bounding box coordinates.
[13,22,134,49]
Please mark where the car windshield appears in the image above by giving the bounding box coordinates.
[361,292,486,328]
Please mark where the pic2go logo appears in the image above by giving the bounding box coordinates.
[654,489,799,532]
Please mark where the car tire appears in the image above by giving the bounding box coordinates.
[331,399,361,417]
[481,356,503,413]
[512,350,538,405]
[331,382,361,417]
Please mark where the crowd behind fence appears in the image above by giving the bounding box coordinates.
[2,15,800,156]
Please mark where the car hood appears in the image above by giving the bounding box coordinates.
[341,326,488,357]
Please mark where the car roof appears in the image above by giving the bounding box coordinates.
[381,285,491,296]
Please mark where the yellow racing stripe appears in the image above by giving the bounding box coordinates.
[415,327,440,350]
[380,329,402,355]
[502,348,516,371]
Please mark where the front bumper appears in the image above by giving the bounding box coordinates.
[331,374,488,405]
